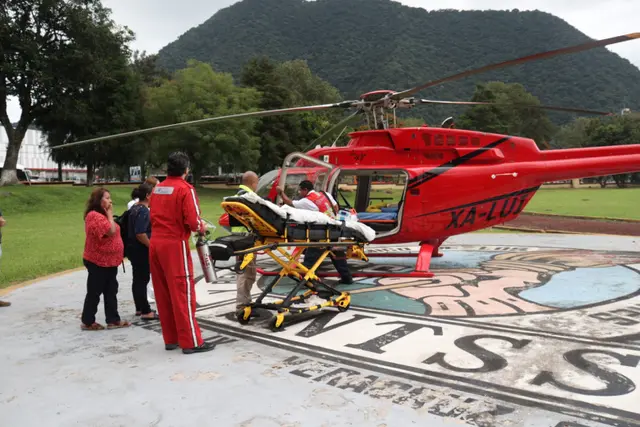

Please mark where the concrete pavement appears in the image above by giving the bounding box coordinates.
[1,233,639,427]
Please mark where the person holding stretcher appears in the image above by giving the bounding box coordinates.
[277,180,353,285]
[149,152,215,354]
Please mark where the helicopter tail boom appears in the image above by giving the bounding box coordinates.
[532,145,640,183]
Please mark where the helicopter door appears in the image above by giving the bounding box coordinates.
[276,152,335,204]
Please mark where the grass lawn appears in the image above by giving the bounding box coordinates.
[526,187,640,220]
[0,185,235,288]
[0,185,636,288]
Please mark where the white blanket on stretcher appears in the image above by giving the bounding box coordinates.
[227,192,377,242]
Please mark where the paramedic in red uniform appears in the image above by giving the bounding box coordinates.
[149,152,215,354]
[277,180,353,284]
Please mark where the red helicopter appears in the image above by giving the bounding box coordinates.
[54,32,640,279]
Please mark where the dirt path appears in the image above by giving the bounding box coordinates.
[499,212,640,236]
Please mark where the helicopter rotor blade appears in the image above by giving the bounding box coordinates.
[391,32,640,101]
[51,100,359,150]
[416,99,614,115]
[302,110,363,152]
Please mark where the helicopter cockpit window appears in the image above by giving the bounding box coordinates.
[283,173,306,199]
[256,169,278,200]
[315,173,327,191]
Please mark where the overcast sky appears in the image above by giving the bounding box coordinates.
[6,0,640,121]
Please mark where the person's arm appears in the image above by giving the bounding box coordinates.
[87,211,114,238]
[105,205,117,236]
[136,233,150,247]
[0,209,5,227]
[134,208,150,248]
[181,186,206,234]
[277,187,294,207]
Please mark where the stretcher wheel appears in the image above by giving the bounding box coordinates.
[269,313,285,332]
[236,306,252,325]
[337,294,351,312]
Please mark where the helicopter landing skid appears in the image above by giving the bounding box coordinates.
[256,242,438,279]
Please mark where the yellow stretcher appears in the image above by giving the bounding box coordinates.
[207,196,370,331]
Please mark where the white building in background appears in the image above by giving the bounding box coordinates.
[0,125,87,182]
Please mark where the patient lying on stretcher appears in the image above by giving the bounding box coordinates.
[223,191,377,242]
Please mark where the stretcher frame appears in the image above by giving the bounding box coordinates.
[214,200,370,331]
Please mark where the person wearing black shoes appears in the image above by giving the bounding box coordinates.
[149,152,215,355]
[126,183,157,321]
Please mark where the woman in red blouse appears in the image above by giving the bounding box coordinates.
[81,188,131,330]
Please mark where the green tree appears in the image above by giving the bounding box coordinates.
[240,57,343,173]
[456,82,556,147]
[587,115,640,187]
[131,51,171,87]
[554,114,640,187]
[0,0,134,185]
[144,60,261,185]
[398,117,427,127]
[122,51,172,179]
[37,57,145,185]
[553,117,595,149]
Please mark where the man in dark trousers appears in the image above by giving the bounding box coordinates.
[149,152,215,354]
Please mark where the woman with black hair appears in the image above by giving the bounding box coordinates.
[127,183,157,320]
[81,188,131,330]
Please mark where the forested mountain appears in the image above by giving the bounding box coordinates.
[156,0,640,124]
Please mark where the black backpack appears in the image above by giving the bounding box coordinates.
[114,209,131,258]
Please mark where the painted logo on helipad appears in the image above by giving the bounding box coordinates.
[194,244,640,426]
[256,245,640,317]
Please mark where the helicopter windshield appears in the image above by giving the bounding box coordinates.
[277,152,335,204]
[256,169,278,199]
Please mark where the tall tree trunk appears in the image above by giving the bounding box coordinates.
[614,174,629,189]
[192,167,200,187]
[0,123,27,186]
[58,162,63,181]
[86,159,95,186]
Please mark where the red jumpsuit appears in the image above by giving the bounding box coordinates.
[149,176,205,349]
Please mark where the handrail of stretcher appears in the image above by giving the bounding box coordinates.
[232,240,363,256]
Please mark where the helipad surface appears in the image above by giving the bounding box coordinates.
[1,234,639,427]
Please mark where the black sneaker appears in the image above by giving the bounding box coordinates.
[182,342,216,354]
[165,344,179,351]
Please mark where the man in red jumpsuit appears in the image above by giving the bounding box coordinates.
[149,152,215,354]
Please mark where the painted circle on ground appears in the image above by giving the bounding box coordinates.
[255,245,640,318]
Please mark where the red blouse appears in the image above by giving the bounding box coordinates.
[83,210,124,267]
